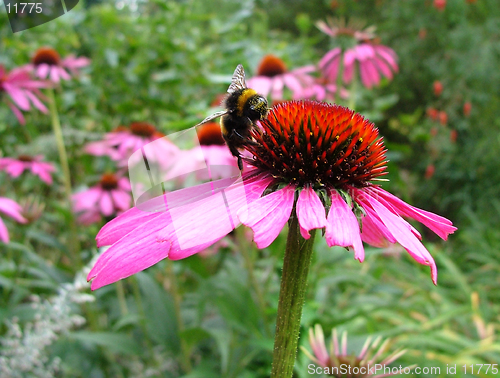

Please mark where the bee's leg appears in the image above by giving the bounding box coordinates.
[223,133,244,171]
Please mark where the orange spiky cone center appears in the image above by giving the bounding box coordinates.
[129,122,157,137]
[100,173,119,190]
[33,47,61,66]
[196,122,225,146]
[246,100,387,188]
[257,55,288,77]
[17,154,35,162]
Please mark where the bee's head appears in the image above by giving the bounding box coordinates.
[247,94,269,121]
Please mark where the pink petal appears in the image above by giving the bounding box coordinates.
[3,84,31,110]
[5,161,26,178]
[0,219,9,243]
[296,186,327,239]
[362,192,438,284]
[325,190,365,261]
[246,77,272,98]
[50,67,61,83]
[110,190,131,211]
[37,64,50,79]
[99,192,114,216]
[374,45,399,72]
[238,184,295,249]
[7,102,25,124]
[271,77,285,100]
[0,198,27,223]
[370,187,456,240]
[24,90,48,113]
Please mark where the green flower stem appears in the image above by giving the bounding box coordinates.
[270,209,317,378]
[47,88,80,262]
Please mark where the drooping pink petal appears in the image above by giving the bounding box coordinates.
[369,187,457,240]
[238,184,295,249]
[325,190,365,262]
[5,161,26,178]
[110,189,131,211]
[296,186,327,239]
[3,84,31,110]
[24,89,48,113]
[50,67,60,83]
[99,192,114,216]
[8,102,26,124]
[0,198,27,223]
[0,219,9,243]
[361,191,438,284]
[37,64,50,79]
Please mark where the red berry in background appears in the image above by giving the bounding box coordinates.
[439,111,448,126]
[463,101,472,117]
[427,107,439,120]
[430,127,438,137]
[434,0,446,11]
[433,81,443,97]
[466,0,476,3]
[419,28,427,40]
[450,129,458,143]
[425,164,436,179]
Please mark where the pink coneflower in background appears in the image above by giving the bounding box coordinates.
[302,325,411,377]
[0,65,49,124]
[0,197,27,243]
[29,47,90,83]
[73,173,132,225]
[0,155,55,184]
[85,122,179,166]
[246,55,316,100]
[319,43,398,89]
[317,18,398,89]
[87,100,455,290]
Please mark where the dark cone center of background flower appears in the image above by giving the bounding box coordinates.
[100,173,119,190]
[17,154,34,162]
[130,122,157,137]
[257,54,288,77]
[245,101,387,188]
[196,122,225,146]
[32,47,61,66]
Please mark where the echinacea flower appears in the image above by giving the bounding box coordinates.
[0,65,49,124]
[0,197,27,243]
[0,155,55,184]
[246,55,317,100]
[302,325,412,377]
[319,43,398,89]
[29,47,90,83]
[87,100,455,290]
[85,122,179,166]
[73,173,131,225]
[317,19,398,89]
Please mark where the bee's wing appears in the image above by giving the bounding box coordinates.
[194,110,228,127]
[227,64,247,94]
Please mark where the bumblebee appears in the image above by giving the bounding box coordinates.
[196,64,269,171]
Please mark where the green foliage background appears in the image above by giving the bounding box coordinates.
[0,0,499,377]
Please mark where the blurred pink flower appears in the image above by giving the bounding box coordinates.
[0,65,49,124]
[0,155,55,184]
[246,55,316,100]
[73,173,132,225]
[85,123,179,166]
[319,43,398,89]
[302,325,410,377]
[29,47,90,83]
[0,197,27,243]
[300,78,350,102]
[87,101,455,290]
